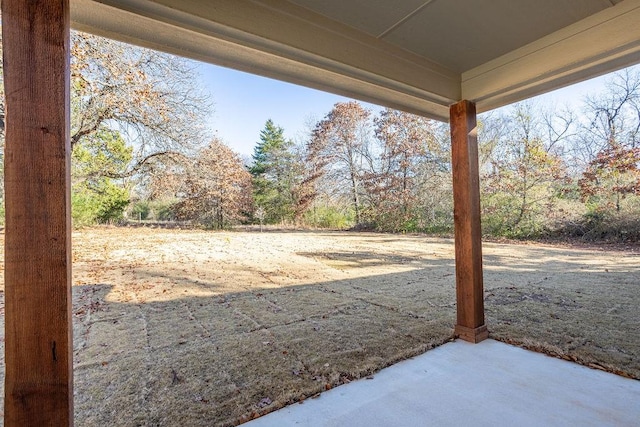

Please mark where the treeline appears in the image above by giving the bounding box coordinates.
[237,70,640,241]
[137,75,640,243]
[0,32,638,242]
[244,106,453,233]
[477,70,640,241]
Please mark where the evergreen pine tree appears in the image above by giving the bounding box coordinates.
[249,120,298,223]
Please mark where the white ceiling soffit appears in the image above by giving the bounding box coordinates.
[70,0,458,121]
[463,0,640,112]
[289,0,626,73]
[71,0,640,122]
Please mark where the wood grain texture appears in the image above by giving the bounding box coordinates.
[449,100,487,343]
[2,0,73,425]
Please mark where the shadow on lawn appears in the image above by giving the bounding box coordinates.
[1,242,637,426]
[71,262,457,427]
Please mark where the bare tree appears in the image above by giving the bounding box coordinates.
[480,101,571,236]
[365,108,439,230]
[70,31,212,176]
[576,67,640,211]
[308,101,371,223]
[174,139,253,229]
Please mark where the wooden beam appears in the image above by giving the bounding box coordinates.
[449,100,488,343]
[2,0,73,425]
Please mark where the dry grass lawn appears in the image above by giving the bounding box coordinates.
[0,227,638,426]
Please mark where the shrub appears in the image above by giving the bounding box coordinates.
[304,205,353,229]
[129,201,151,221]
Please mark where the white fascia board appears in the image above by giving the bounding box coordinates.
[71,0,458,121]
[462,0,640,113]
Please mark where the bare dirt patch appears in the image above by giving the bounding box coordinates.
[0,227,637,426]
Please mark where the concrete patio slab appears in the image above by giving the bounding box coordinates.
[244,339,640,426]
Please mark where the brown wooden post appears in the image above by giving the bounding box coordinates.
[2,0,73,425]
[450,100,488,343]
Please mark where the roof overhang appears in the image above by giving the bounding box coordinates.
[71,0,640,122]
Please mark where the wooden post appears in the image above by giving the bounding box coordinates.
[2,0,73,425]
[450,100,488,343]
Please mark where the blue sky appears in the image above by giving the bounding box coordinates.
[198,63,357,157]
[197,61,612,157]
